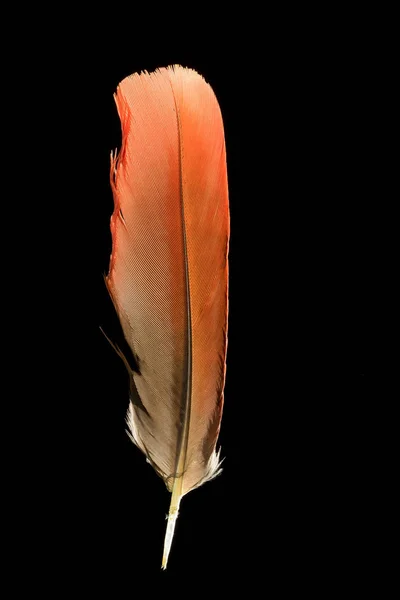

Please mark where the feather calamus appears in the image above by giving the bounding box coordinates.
[105,65,229,568]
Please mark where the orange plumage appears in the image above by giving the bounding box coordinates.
[106,65,229,568]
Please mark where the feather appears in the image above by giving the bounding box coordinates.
[105,65,229,568]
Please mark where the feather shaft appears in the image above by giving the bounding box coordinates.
[162,487,182,569]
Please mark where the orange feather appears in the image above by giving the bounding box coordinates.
[106,65,229,568]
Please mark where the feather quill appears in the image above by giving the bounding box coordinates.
[105,65,229,568]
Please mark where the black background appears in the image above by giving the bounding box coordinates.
[9,14,380,595]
